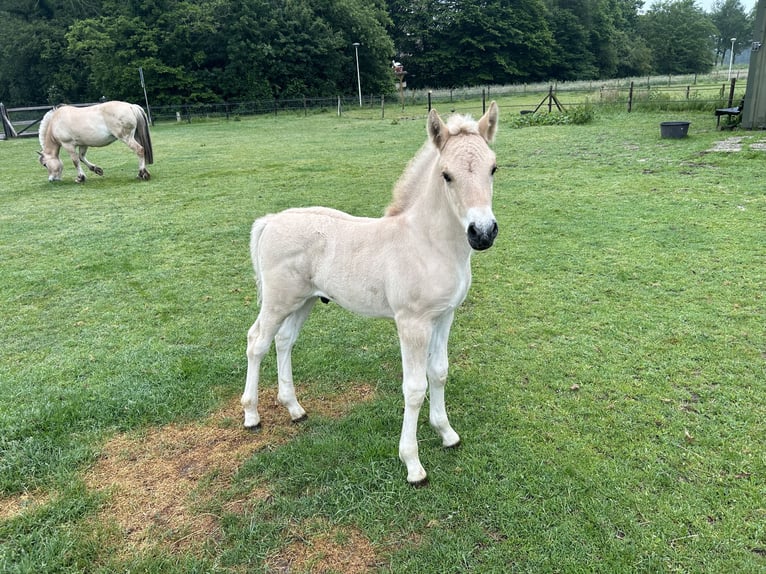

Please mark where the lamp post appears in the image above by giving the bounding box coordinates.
[728,37,736,80]
[352,42,362,107]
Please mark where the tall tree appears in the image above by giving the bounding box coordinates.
[609,0,653,77]
[63,0,394,104]
[545,0,651,80]
[639,0,717,75]
[710,0,752,66]
[0,0,90,105]
[389,0,554,88]
[544,0,600,79]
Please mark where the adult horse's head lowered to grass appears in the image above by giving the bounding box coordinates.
[37,101,153,183]
[242,102,499,485]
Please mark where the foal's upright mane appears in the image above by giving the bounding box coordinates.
[385,112,483,217]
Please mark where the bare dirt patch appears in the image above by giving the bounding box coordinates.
[83,384,376,555]
[267,519,380,574]
[0,491,50,522]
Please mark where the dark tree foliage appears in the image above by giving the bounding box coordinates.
[389,0,554,88]
[640,0,718,75]
[710,0,752,66]
[1,0,393,105]
[0,0,754,106]
[544,0,651,80]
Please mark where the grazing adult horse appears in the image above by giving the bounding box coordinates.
[38,101,153,182]
[242,102,499,484]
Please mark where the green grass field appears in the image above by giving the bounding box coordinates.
[1,101,765,572]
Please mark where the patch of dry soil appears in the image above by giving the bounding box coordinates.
[2,384,378,569]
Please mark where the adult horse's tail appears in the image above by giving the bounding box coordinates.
[133,104,154,165]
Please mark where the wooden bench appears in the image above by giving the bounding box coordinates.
[715,98,744,128]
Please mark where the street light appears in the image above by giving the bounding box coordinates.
[728,37,736,80]
[352,42,362,107]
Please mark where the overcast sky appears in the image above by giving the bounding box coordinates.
[645,0,757,13]
[700,0,757,11]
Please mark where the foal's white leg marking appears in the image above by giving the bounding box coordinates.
[396,316,432,484]
[427,312,460,448]
[275,299,316,422]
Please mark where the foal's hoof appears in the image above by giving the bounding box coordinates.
[244,423,262,433]
[94,167,104,176]
[445,439,462,450]
[138,169,151,181]
[291,414,309,424]
[75,175,86,183]
[408,477,429,488]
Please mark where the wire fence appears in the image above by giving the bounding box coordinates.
[2,69,750,139]
[149,70,749,123]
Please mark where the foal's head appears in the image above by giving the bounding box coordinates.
[429,101,499,251]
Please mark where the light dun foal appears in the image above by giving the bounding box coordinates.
[242,102,499,484]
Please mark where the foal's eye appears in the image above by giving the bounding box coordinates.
[442,172,452,183]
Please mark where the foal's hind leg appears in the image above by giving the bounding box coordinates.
[242,313,283,429]
[275,299,316,422]
[242,299,314,429]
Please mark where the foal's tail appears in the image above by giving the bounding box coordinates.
[133,104,154,165]
[250,217,270,305]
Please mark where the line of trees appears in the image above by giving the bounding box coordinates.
[0,0,756,107]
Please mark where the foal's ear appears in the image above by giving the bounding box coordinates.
[427,109,449,150]
[478,101,499,143]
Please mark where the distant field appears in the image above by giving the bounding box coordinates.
[1,107,764,572]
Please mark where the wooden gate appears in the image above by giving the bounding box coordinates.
[0,104,53,140]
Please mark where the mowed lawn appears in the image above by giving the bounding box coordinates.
[1,104,765,572]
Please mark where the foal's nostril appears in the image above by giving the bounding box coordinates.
[467,220,498,251]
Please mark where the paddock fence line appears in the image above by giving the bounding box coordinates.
[1,70,749,139]
[148,79,747,124]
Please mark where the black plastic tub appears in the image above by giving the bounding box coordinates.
[660,121,690,139]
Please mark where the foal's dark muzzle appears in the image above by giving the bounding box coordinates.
[467,220,498,251]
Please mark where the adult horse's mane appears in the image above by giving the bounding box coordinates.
[38,107,57,149]
[385,112,484,217]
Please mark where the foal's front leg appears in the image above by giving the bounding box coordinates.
[427,312,460,448]
[396,317,432,485]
